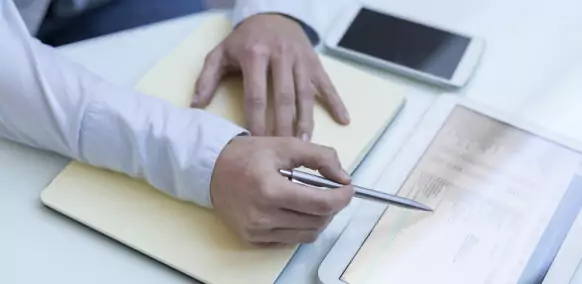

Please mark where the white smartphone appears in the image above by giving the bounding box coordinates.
[325,3,486,89]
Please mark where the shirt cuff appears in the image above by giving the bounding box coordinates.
[231,0,322,45]
[187,114,248,208]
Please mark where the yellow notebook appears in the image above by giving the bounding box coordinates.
[41,14,406,284]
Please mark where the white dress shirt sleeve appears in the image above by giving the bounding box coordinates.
[0,0,247,208]
[231,0,353,45]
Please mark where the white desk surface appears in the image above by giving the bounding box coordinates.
[2,0,582,283]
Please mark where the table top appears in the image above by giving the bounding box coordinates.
[2,0,582,283]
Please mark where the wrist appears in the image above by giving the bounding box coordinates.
[239,13,316,46]
[232,5,321,46]
[270,13,319,45]
[270,13,318,45]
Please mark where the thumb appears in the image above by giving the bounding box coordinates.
[192,47,225,108]
[281,139,351,185]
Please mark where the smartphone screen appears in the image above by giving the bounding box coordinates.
[338,8,471,80]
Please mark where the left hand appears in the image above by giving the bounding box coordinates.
[192,13,350,141]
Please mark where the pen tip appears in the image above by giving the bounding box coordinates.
[418,205,434,212]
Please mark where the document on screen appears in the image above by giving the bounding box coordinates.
[341,106,582,284]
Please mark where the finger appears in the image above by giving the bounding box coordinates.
[249,242,286,248]
[242,53,269,136]
[280,139,351,184]
[254,229,321,244]
[193,47,225,108]
[271,52,296,137]
[276,181,354,216]
[312,64,350,125]
[275,209,331,230]
[294,61,315,141]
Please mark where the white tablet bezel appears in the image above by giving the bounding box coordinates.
[542,211,582,283]
[324,2,486,89]
[318,94,582,284]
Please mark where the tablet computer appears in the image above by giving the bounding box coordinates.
[542,208,582,283]
[319,95,582,284]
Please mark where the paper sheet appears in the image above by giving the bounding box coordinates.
[342,106,582,284]
[40,14,406,284]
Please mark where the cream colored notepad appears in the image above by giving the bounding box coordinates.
[41,14,406,284]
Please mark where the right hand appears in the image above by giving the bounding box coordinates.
[210,136,354,245]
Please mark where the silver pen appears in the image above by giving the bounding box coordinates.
[279,169,433,212]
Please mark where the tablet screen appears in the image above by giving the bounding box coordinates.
[341,106,582,284]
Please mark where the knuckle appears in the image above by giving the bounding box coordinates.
[297,87,314,99]
[259,185,279,205]
[290,43,303,55]
[247,209,269,229]
[245,95,266,108]
[276,91,295,106]
[314,199,336,215]
[272,41,288,57]
[245,44,269,58]
[324,146,339,161]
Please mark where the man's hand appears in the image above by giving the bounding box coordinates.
[210,136,354,245]
[193,14,350,141]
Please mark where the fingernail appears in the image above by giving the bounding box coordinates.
[191,95,199,107]
[300,133,310,142]
[343,111,351,124]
